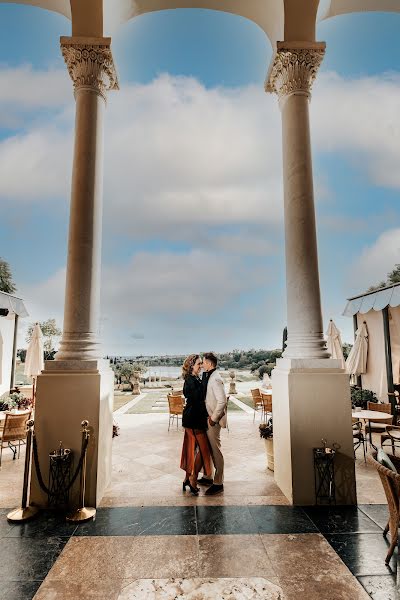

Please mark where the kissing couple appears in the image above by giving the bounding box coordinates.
[180,352,227,496]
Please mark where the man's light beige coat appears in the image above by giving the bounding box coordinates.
[205,370,227,428]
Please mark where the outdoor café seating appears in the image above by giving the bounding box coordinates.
[251,388,264,422]
[381,425,400,455]
[167,393,184,431]
[0,410,31,467]
[368,451,400,565]
[365,401,392,434]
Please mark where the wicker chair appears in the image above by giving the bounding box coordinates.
[167,394,184,431]
[261,392,272,416]
[0,411,31,467]
[365,401,393,435]
[367,451,400,564]
[251,388,264,422]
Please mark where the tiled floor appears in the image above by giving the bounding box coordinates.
[0,412,397,599]
[0,505,397,599]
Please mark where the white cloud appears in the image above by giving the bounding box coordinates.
[18,249,273,353]
[4,66,400,352]
[0,71,284,233]
[312,71,400,189]
[101,249,254,318]
[347,228,400,294]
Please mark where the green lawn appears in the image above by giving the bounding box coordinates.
[113,393,137,411]
[127,391,168,414]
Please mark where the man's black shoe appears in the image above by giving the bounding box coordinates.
[197,477,213,486]
[205,484,224,495]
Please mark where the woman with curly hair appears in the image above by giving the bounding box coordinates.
[180,354,212,495]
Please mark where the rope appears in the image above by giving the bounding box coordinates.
[32,433,89,498]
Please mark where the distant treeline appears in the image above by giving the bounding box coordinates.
[107,348,283,373]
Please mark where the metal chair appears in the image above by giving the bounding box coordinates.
[381,425,400,455]
[167,394,184,431]
[0,411,31,467]
[352,419,366,462]
[251,388,264,422]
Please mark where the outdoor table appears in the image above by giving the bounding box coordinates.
[352,409,393,451]
[0,409,29,422]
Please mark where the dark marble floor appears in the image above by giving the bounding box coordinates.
[0,505,398,599]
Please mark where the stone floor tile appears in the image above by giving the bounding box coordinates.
[198,535,276,578]
[196,506,258,535]
[34,579,122,600]
[325,532,398,576]
[135,506,197,536]
[278,573,370,600]
[46,537,135,581]
[6,510,78,538]
[0,580,42,600]
[122,535,200,579]
[357,574,398,600]
[357,505,389,531]
[249,506,317,534]
[303,506,382,534]
[0,537,67,582]
[73,507,142,536]
[261,533,346,579]
[117,577,284,600]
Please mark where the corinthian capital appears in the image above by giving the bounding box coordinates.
[61,36,119,101]
[266,42,325,102]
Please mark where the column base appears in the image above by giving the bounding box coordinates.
[272,358,356,505]
[30,359,114,509]
[56,332,102,361]
[283,333,330,359]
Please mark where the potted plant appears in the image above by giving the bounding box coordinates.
[351,386,378,410]
[0,392,32,412]
[259,417,274,471]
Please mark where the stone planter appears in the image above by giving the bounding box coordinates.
[264,437,274,471]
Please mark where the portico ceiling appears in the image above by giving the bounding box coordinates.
[2,0,400,44]
[319,0,400,20]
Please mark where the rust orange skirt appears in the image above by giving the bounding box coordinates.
[180,428,212,477]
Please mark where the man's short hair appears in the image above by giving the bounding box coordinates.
[203,352,218,367]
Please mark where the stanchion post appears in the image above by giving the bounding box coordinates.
[66,420,96,522]
[7,419,40,522]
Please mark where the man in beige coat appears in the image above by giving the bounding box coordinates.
[201,352,227,495]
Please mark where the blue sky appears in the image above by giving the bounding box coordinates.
[0,5,399,355]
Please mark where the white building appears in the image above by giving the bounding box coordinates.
[0,291,28,397]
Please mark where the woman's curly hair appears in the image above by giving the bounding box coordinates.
[182,354,200,380]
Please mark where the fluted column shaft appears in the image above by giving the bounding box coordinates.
[57,37,118,361]
[267,42,329,359]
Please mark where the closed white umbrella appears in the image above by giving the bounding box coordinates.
[24,323,44,400]
[261,371,272,389]
[346,321,368,376]
[326,319,345,369]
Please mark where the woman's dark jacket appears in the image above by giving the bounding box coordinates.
[182,375,208,430]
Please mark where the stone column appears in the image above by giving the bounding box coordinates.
[30,37,118,509]
[57,37,119,361]
[267,42,329,359]
[266,42,356,505]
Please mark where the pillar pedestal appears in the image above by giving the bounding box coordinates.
[30,360,114,508]
[272,358,356,505]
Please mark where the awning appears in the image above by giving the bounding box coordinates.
[343,283,400,317]
[0,291,29,318]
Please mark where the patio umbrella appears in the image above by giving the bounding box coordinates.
[326,319,345,368]
[24,323,44,401]
[346,321,368,377]
[261,371,272,389]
